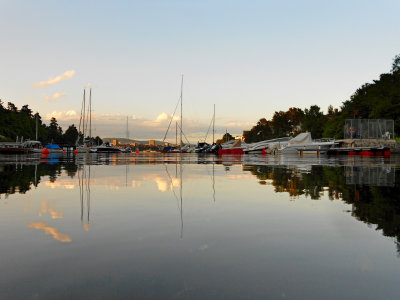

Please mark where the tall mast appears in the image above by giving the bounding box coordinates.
[35,113,38,140]
[176,121,178,146]
[213,104,215,144]
[180,75,183,146]
[83,89,86,140]
[89,88,92,139]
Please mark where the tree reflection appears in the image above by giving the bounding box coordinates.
[245,164,400,254]
[0,163,78,196]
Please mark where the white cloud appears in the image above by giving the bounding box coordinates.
[46,110,78,121]
[156,112,168,122]
[44,92,67,102]
[34,70,75,87]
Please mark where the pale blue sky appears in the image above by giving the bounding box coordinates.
[1,0,399,141]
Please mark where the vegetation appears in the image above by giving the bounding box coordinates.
[244,54,400,142]
[0,100,102,145]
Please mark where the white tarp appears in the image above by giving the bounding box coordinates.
[288,132,312,145]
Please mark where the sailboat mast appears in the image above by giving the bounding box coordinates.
[35,113,38,141]
[89,88,92,139]
[176,121,178,146]
[83,89,86,140]
[180,75,183,146]
[213,104,215,144]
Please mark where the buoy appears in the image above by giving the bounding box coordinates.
[41,148,50,154]
[136,150,139,154]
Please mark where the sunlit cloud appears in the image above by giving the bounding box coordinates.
[34,70,76,87]
[28,222,71,242]
[225,121,253,128]
[156,112,168,122]
[46,110,77,121]
[44,92,67,102]
[87,82,92,88]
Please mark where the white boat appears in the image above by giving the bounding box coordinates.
[244,137,292,154]
[90,143,122,153]
[277,132,336,154]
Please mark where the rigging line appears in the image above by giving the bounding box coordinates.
[176,123,190,145]
[78,167,83,222]
[163,96,181,142]
[84,96,90,138]
[204,114,214,143]
[77,92,85,145]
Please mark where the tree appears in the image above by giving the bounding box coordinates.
[272,111,291,137]
[63,124,79,145]
[94,136,103,145]
[7,102,17,112]
[391,54,400,73]
[47,117,63,143]
[21,105,33,117]
[216,132,234,144]
[302,105,325,138]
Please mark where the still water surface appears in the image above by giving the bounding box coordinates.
[1,153,400,299]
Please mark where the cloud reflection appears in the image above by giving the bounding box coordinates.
[39,201,64,219]
[28,222,71,243]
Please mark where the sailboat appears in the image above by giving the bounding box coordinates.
[194,104,220,154]
[163,75,195,153]
[75,88,93,153]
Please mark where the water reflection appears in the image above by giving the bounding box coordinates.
[1,153,400,298]
[28,222,72,243]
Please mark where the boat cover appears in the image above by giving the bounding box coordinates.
[288,132,312,145]
[45,144,61,149]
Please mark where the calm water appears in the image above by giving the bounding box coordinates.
[1,153,400,299]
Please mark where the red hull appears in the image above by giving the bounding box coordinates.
[218,148,244,155]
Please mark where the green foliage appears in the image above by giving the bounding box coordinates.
[0,100,99,144]
[63,124,79,145]
[302,105,326,138]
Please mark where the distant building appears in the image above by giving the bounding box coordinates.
[164,142,169,146]
[112,139,118,146]
[149,140,155,146]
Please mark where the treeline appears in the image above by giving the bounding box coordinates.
[0,100,102,145]
[244,54,400,143]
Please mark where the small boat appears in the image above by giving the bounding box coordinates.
[278,132,336,154]
[244,137,292,154]
[195,142,210,153]
[41,144,64,154]
[90,143,122,153]
[218,139,246,155]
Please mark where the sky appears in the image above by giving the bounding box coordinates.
[1,0,400,142]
